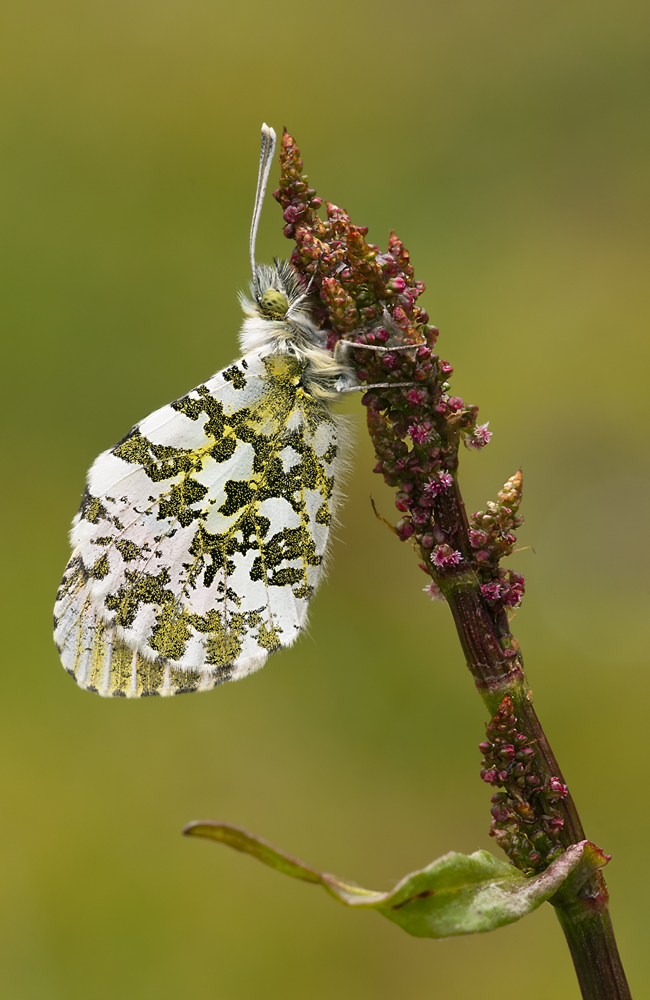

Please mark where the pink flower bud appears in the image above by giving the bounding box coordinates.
[396,518,414,540]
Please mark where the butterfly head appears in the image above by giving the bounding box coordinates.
[250,260,307,316]
[239,260,320,354]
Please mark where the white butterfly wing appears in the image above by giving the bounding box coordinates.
[53,352,341,697]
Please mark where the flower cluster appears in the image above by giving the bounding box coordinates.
[479,696,567,872]
[274,130,491,591]
[480,570,525,610]
[273,130,579,883]
[470,471,526,611]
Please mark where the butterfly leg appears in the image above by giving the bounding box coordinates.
[333,340,424,394]
[333,340,423,362]
[336,381,417,393]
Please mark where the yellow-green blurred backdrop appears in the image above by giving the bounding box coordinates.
[2,1,648,997]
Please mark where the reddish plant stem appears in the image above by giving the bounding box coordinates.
[555,899,631,1000]
[274,127,631,1000]
[433,481,585,843]
[432,483,631,999]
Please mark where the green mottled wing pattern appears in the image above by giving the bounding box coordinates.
[53,352,341,697]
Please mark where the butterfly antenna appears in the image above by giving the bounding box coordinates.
[250,123,277,301]
[286,249,327,320]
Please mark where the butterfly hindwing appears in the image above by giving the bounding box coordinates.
[53,352,340,696]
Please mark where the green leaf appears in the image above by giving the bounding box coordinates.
[183,821,609,939]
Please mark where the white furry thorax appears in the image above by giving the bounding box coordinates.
[238,260,355,401]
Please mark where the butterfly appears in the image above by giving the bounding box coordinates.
[53,125,415,697]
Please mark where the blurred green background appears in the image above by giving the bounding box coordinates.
[1,1,648,997]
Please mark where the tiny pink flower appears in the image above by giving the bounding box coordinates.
[481,582,501,601]
[406,388,426,406]
[421,481,441,503]
[409,421,432,444]
[466,422,493,450]
[423,581,446,602]
[476,423,493,444]
[432,545,462,568]
[503,576,525,608]
[447,396,464,411]
[469,529,488,548]
[421,471,453,503]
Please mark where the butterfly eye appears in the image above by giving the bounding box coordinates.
[259,289,289,318]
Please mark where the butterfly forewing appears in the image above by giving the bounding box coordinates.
[53,352,339,696]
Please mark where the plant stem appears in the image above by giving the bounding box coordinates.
[434,481,631,1000]
[274,128,632,1000]
[555,896,631,1000]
